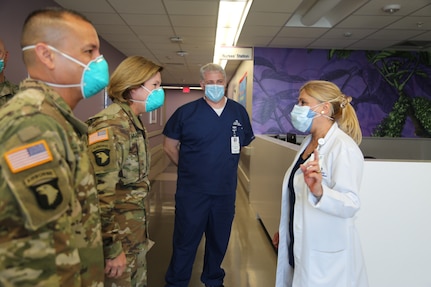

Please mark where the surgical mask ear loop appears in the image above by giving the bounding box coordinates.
[23,45,88,69]
[141,85,151,93]
[312,102,334,121]
[22,44,109,99]
[130,86,151,103]
[21,45,83,89]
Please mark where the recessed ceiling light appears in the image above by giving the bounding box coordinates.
[176,51,188,57]
[382,4,401,14]
[170,36,183,43]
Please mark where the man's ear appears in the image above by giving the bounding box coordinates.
[34,44,55,70]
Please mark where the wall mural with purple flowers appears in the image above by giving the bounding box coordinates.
[252,47,431,137]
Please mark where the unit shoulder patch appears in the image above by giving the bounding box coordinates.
[92,147,111,167]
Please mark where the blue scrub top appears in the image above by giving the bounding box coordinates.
[163,98,254,195]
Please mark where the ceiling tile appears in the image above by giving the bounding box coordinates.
[170,15,217,27]
[107,0,165,14]
[336,15,401,29]
[164,0,218,16]
[54,0,114,13]
[368,29,425,40]
[52,0,431,86]
[121,13,171,26]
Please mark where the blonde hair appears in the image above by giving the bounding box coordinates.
[108,56,163,103]
[300,80,362,145]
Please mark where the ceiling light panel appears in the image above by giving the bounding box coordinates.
[214,0,253,66]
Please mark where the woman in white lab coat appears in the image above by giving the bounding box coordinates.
[274,80,369,287]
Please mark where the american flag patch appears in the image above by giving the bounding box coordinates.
[4,140,53,173]
[88,128,109,145]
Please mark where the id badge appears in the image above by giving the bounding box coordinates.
[231,136,240,154]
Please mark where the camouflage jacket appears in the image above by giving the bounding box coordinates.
[0,79,104,287]
[0,78,19,107]
[86,101,151,259]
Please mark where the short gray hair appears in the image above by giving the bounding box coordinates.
[199,63,226,80]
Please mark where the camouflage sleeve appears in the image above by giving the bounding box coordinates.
[87,124,130,259]
[0,116,82,287]
[0,81,18,108]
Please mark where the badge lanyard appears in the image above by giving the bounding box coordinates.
[310,138,325,173]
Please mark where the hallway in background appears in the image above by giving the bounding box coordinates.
[147,164,277,286]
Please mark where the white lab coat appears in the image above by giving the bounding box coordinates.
[275,123,369,287]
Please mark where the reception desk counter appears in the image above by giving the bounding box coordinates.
[242,135,431,287]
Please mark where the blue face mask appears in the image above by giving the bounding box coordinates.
[0,59,4,73]
[131,86,165,112]
[290,102,334,132]
[22,45,109,99]
[205,84,225,102]
[290,104,318,133]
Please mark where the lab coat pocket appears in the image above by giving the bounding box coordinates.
[309,214,347,252]
[309,248,347,286]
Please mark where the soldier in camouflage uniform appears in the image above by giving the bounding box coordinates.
[0,8,108,286]
[0,38,18,107]
[86,56,164,287]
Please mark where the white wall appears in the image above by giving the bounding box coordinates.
[356,160,431,287]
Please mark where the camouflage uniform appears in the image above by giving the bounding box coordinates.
[0,78,18,107]
[87,100,153,287]
[0,79,104,287]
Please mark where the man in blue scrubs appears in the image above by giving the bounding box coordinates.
[163,63,254,287]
